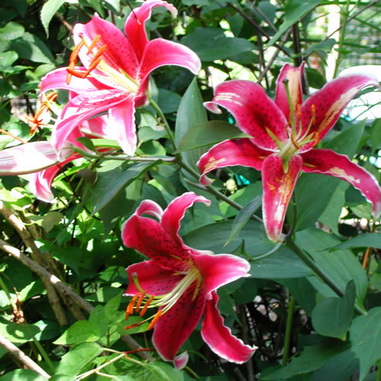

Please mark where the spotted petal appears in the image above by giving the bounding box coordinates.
[302,148,381,218]
[161,192,210,245]
[204,80,288,150]
[193,252,250,294]
[262,154,303,242]
[275,63,304,122]
[301,73,378,149]
[201,292,256,363]
[124,261,182,296]
[198,138,269,185]
[153,282,206,363]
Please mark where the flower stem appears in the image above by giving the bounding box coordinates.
[32,338,55,373]
[282,294,295,366]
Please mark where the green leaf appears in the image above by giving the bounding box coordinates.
[267,0,322,47]
[143,361,184,381]
[182,28,255,61]
[335,233,381,250]
[176,120,248,153]
[0,321,40,344]
[54,321,102,345]
[0,51,18,69]
[55,342,103,377]
[175,78,208,174]
[225,196,262,246]
[41,211,63,232]
[0,22,24,51]
[311,281,356,339]
[1,369,47,381]
[350,307,381,380]
[40,0,66,36]
[262,339,348,380]
[10,32,54,63]
[370,118,381,149]
[92,161,159,214]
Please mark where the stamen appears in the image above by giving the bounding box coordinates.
[87,35,101,55]
[66,40,86,84]
[282,79,296,133]
[140,296,155,316]
[148,310,163,330]
[27,92,58,134]
[134,292,146,314]
[125,294,139,319]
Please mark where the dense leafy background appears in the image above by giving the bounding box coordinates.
[0,0,381,380]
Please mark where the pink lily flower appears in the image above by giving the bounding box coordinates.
[40,0,201,159]
[198,64,381,242]
[0,141,78,202]
[122,192,256,368]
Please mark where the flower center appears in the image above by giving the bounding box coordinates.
[267,79,318,172]
[124,267,201,331]
[66,35,139,94]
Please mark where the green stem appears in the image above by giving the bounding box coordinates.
[32,338,55,373]
[282,295,295,366]
[287,240,366,315]
[149,98,176,151]
[376,359,381,381]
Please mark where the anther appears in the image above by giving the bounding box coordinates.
[125,294,139,319]
[134,293,146,314]
[140,296,154,317]
[147,310,163,330]
[87,35,101,55]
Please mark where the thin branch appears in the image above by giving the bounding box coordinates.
[0,333,51,379]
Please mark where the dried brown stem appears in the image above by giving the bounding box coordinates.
[0,333,51,379]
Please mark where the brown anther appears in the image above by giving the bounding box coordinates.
[147,310,163,330]
[140,296,155,317]
[290,133,300,150]
[310,104,316,125]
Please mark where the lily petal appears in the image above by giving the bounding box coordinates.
[275,63,304,122]
[161,192,210,245]
[301,73,378,148]
[302,148,381,218]
[193,253,250,294]
[198,138,268,185]
[108,96,138,155]
[73,15,139,82]
[173,352,189,369]
[124,261,182,296]
[139,38,201,87]
[135,199,164,220]
[124,0,177,61]
[0,142,60,175]
[122,213,191,272]
[204,80,288,150]
[153,282,206,362]
[201,292,256,363]
[262,154,303,242]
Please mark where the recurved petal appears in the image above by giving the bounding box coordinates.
[275,63,304,122]
[204,80,288,150]
[197,138,268,185]
[108,96,138,156]
[124,0,177,61]
[301,73,379,147]
[161,192,210,245]
[73,14,139,80]
[138,38,201,86]
[193,253,250,294]
[52,90,127,159]
[0,142,60,175]
[135,199,164,220]
[153,282,206,363]
[124,261,182,296]
[262,154,302,242]
[28,154,78,203]
[40,67,102,93]
[201,292,256,363]
[121,213,191,272]
[302,148,381,218]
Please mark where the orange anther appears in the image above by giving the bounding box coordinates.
[125,294,139,319]
[140,296,155,317]
[134,293,146,314]
[87,35,101,55]
[147,310,163,330]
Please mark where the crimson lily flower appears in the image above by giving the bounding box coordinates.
[122,192,256,368]
[198,64,381,242]
[40,0,201,159]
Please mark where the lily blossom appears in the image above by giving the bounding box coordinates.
[122,192,256,368]
[0,141,78,202]
[40,0,201,159]
[198,64,381,242]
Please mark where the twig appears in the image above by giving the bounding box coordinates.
[0,333,51,379]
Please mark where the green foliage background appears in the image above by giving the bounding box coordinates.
[0,0,381,380]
